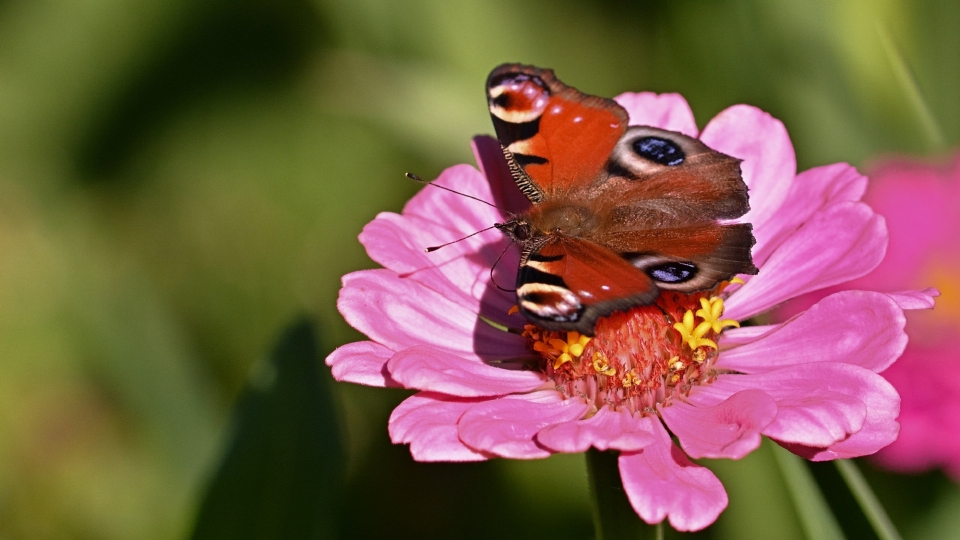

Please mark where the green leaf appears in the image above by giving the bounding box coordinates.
[189,318,344,540]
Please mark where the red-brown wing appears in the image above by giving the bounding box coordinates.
[593,223,757,294]
[577,125,758,292]
[487,64,628,202]
[594,126,750,228]
[516,236,657,335]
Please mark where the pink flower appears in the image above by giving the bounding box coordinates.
[327,93,935,531]
[779,153,958,479]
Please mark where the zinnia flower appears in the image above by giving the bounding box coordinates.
[779,153,957,479]
[327,92,935,531]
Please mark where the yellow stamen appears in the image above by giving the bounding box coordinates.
[716,276,745,294]
[538,332,592,369]
[695,297,740,333]
[554,353,573,369]
[622,371,640,388]
[673,309,718,350]
[592,352,616,376]
[668,356,684,371]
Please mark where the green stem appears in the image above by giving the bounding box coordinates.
[771,445,846,540]
[877,23,947,152]
[586,449,661,540]
[835,459,903,540]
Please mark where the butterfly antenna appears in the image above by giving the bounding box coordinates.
[490,243,516,293]
[405,172,506,212]
[425,225,497,252]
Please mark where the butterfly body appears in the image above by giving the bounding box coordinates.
[487,64,758,335]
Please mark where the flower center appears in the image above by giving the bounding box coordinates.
[521,280,741,415]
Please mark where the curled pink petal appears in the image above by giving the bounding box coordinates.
[457,394,589,459]
[387,345,546,397]
[886,288,939,310]
[619,418,728,532]
[700,105,795,238]
[718,291,907,373]
[786,368,900,461]
[661,390,776,459]
[389,392,490,462]
[325,341,400,388]
[725,202,887,320]
[536,406,656,453]
[614,92,699,137]
[696,363,885,447]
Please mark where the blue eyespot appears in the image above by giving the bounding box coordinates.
[648,262,697,283]
[632,137,685,166]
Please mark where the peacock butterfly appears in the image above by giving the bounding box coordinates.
[487,64,758,335]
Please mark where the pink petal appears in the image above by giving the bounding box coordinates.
[471,135,532,214]
[752,163,868,266]
[700,105,795,239]
[660,389,777,459]
[725,202,887,320]
[389,392,490,462]
[325,341,400,388]
[719,324,776,347]
[338,269,528,360]
[613,92,699,137]
[619,418,728,532]
[785,372,900,461]
[360,213,522,326]
[457,393,588,459]
[718,291,907,374]
[695,363,884,448]
[361,211,505,283]
[402,163,507,226]
[386,345,545,397]
[535,406,656,453]
[886,288,939,310]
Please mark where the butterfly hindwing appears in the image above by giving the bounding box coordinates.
[517,236,658,335]
[594,223,757,293]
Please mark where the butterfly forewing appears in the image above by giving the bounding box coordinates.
[486,64,628,198]
[596,126,750,227]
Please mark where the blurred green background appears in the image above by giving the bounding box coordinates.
[1,0,958,538]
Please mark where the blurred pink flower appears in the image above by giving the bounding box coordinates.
[327,93,934,531]
[779,154,957,479]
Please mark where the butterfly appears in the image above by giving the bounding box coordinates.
[487,64,758,336]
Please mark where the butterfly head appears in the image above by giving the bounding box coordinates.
[494,217,532,244]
